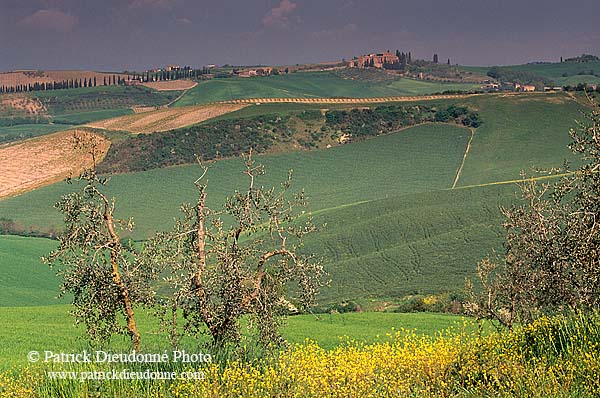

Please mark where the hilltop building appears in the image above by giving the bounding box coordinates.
[349,52,399,69]
[235,67,273,78]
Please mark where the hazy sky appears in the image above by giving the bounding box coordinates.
[0,0,599,71]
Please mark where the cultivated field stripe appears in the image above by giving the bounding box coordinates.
[84,103,248,133]
[0,130,110,199]
[220,93,479,105]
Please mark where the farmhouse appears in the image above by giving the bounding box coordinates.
[236,67,273,78]
[515,83,536,92]
[349,51,399,69]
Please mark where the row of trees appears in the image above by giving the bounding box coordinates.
[126,66,213,83]
[0,66,214,95]
[0,75,124,94]
[44,142,324,351]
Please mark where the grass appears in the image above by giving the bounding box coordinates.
[0,236,62,307]
[0,109,132,144]
[302,183,515,302]
[174,72,481,106]
[31,86,180,116]
[0,93,586,305]
[455,93,582,186]
[51,109,133,125]
[0,123,74,144]
[0,304,472,365]
[3,311,598,397]
[461,60,600,86]
[0,123,471,239]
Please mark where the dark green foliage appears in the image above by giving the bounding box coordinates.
[434,105,482,127]
[327,104,481,136]
[0,116,49,127]
[325,105,435,137]
[311,301,361,314]
[564,54,599,63]
[98,105,482,174]
[98,115,291,173]
[0,217,57,239]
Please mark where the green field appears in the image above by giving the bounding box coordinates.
[0,123,74,144]
[0,93,585,310]
[51,108,133,125]
[461,60,600,86]
[174,72,481,106]
[0,305,474,365]
[456,93,582,185]
[0,123,472,238]
[304,183,514,302]
[31,86,179,116]
[0,236,61,307]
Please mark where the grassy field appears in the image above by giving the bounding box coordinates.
[461,60,600,85]
[456,93,582,185]
[0,123,471,237]
[0,236,61,307]
[0,93,585,306]
[0,123,74,144]
[51,108,133,125]
[32,86,180,116]
[0,304,473,365]
[174,72,481,106]
[303,183,515,302]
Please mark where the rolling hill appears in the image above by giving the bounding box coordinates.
[461,60,600,86]
[0,91,586,308]
[174,71,482,106]
[0,123,472,238]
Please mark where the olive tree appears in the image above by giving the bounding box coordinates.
[44,133,157,350]
[143,153,324,347]
[466,99,600,327]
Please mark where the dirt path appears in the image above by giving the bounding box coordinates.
[451,128,476,189]
[165,86,195,107]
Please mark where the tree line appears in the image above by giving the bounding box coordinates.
[0,75,124,94]
[0,67,214,95]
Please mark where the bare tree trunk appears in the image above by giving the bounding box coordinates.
[101,192,141,351]
[194,189,207,297]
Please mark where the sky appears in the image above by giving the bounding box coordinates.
[0,0,599,71]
